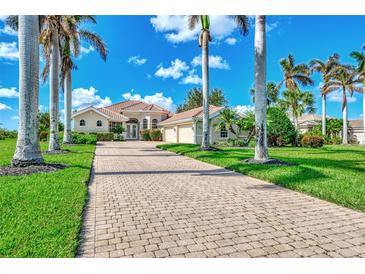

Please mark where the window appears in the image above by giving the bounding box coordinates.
[143,119,148,129]
[80,119,86,126]
[220,126,228,138]
[97,120,102,127]
[152,119,158,129]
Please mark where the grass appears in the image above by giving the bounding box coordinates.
[157,143,365,213]
[0,138,95,257]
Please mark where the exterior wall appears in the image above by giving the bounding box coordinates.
[163,126,177,142]
[350,128,365,144]
[73,110,109,132]
[177,123,194,143]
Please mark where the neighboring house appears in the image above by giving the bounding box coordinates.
[298,114,364,144]
[72,100,172,140]
[159,105,248,144]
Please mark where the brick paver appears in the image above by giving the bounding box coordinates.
[78,141,365,258]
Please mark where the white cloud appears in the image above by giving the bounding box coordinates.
[128,55,147,66]
[0,102,11,110]
[234,105,254,116]
[0,42,19,60]
[225,37,237,45]
[0,87,19,98]
[39,105,47,112]
[155,58,189,79]
[191,55,230,70]
[0,25,17,36]
[72,86,112,110]
[11,115,19,120]
[122,91,176,112]
[150,15,239,44]
[179,69,202,85]
[266,22,279,33]
[328,90,357,103]
[0,16,8,21]
[78,45,95,59]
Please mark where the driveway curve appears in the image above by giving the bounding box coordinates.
[78,141,365,258]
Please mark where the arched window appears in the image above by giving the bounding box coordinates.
[80,119,86,126]
[143,118,148,129]
[152,119,158,129]
[97,120,102,127]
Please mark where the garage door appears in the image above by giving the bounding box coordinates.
[178,124,194,144]
[164,127,177,142]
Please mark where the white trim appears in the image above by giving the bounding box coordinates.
[71,106,110,120]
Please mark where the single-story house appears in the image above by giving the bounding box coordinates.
[159,105,248,144]
[298,114,364,144]
[72,100,172,140]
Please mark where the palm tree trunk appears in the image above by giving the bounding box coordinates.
[342,88,348,145]
[63,70,72,144]
[363,82,365,145]
[254,15,268,161]
[12,16,44,166]
[48,31,61,151]
[201,29,210,150]
[322,94,326,136]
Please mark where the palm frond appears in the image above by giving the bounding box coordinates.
[230,15,249,35]
[78,29,108,61]
[187,15,199,30]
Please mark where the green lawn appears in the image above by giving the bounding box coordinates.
[0,138,95,257]
[157,143,365,213]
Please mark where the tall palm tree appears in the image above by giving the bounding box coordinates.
[59,16,107,144]
[40,16,63,152]
[310,54,340,135]
[12,16,44,166]
[188,15,249,150]
[254,15,268,161]
[350,46,365,144]
[323,65,362,144]
[278,89,316,129]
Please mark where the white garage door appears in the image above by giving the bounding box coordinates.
[178,124,194,144]
[164,127,177,143]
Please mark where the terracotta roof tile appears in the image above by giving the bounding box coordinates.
[97,107,128,122]
[159,105,224,125]
[104,100,171,114]
[349,118,364,128]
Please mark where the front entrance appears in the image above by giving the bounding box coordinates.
[126,124,138,139]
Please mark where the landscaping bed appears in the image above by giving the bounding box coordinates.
[157,143,365,213]
[0,139,95,257]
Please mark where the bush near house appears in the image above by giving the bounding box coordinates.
[39,131,48,141]
[0,128,17,140]
[140,129,151,141]
[71,132,97,145]
[300,129,324,148]
[267,107,297,146]
[149,129,162,141]
[112,125,125,141]
[96,132,114,141]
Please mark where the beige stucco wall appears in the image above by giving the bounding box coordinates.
[177,123,194,143]
[350,129,365,144]
[163,126,177,142]
[73,110,109,132]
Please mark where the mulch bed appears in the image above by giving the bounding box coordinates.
[243,158,294,166]
[0,163,67,176]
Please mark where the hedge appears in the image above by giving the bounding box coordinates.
[96,132,114,141]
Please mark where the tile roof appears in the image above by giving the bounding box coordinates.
[104,100,172,114]
[159,105,224,125]
[97,107,128,122]
[349,118,364,129]
[297,114,322,124]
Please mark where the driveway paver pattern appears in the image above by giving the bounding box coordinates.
[78,141,365,258]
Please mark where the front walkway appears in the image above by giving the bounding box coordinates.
[78,141,365,258]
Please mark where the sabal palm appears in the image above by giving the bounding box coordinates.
[310,54,340,135]
[323,65,362,144]
[350,46,365,144]
[188,15,249,150]
[278,54,313,92]
[11,16,44,166]
[278,89,315,129]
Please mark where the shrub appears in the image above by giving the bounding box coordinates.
[150,129,162,141]
[71,132,97,145]
[301,135,324,148]
[39,131,48,141]
[0,128,17,139]
[267,107,296,146]
[140,129,151,141]
[96,132,114,141]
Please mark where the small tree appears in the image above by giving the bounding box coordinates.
[112,125,125,141]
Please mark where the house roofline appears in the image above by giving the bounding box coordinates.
[71,106,111,120]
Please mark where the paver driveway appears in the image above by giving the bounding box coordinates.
[78,141,365,258]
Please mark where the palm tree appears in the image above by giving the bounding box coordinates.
[350,46,365,144]
[250,81,279,106]
[253,15,268,161]
[214,108,239,137]
[310,54,340,135]
[12,16,44,166]
[59,16,107,144]
[188,15,249,150]
[278,89,316,129]
[323,65,362,144]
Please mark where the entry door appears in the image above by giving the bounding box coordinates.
[131,124,137,139]
[127,124,138,139]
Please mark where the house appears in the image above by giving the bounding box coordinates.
[297,114,322,133]
[349,118,365,144]
[72,100,172,140]
[159,105,248,144]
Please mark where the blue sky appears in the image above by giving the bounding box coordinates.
[0,15,364,130]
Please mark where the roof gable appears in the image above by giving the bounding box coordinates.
[104,100,172,114]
